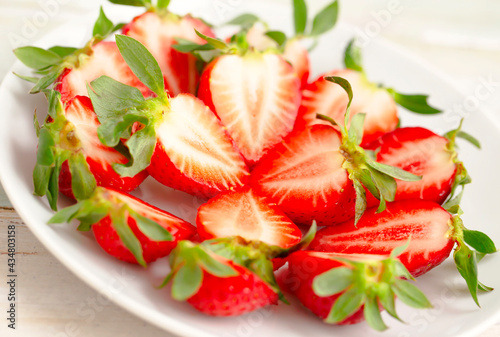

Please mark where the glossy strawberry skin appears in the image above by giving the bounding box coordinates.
[366,127,457,207]
[122,12,215,96]
[283,251,366,325]
[57,96,148,199]
[251,125,356,227]
[196,187,302,248]
[145,94,249,199]
[92,190,196,264]
[198,53,301,166]
[186,260,278,316]
[55,41,152,103]
[309,200,455,277]
[295,69,398,146]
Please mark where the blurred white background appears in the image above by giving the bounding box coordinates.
[0,0,499,336]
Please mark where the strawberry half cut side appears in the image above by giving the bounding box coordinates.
[196,186,302,248]
[89,35,249,199]
[122,8,215,96]
[309,199,497,306]
[49,187,196,266]
[13,7,151,102]
[285,247,432,331]
[161,224,316,316]
[33,91,147,211]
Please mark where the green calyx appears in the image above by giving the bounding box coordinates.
[343,38,442,115]
[163,223,317,302]
[49,187,173,267]
[313,242,432,331]
[34,90,96,211]
[442,118,481,209]
[14,7,123,94]
[107,0,171,11]
[447,208,497,307]
[89,35,170,178]
[318,77,422,224]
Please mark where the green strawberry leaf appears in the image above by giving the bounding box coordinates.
[13,72,40,83]
[454,243,480,307]
[93,7,114,38]
[195,248,238,277]
[367,160,422,182]
[30,71,61,94]
[368,168,396,212]
[115,35,165,97]
[195,29,229,50]
[310,0,339,37]
[478,281,494,292]
[172,263,203,301]
[46,154,65,211]
[37,128,56,166]
[463,229,497,254]
[364,295,388,331]
[392,279,432,309]
[33,164,52,197]
[48,46,78,58]
[113,123,157,177]
[172,38,215,53]
[390,237,412,258]
[378,286,400,321]
[344,38,363,72]
[313,267,353,297]
[265,31,288,47]
[326,287,364,324]
[108,0,150,7]
[348,113,366,146]
[157,0,170,9]
[68,152,97,201]
[455,131,481,149]
[324,76,353,132]
[13,46,62,70]
[112,206,147,267]
[132,212,173,242]
[387,88,442,114]
[351,177,368,225]
[224,13,260,28]
[48,201,85,224]
[293,0,308,35]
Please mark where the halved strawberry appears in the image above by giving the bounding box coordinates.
[296,69,398,145]
[251,124,355,226]
[14,7,151,102]
[196,186,302,248]
[49,187,195,266]
[121,6,215,96]
[284,249,432,330]
[55,41,152,103]
[198,51,301,165]
[309,200,497,306]
[252,76,421,226]
[89,35,249,199]
[33,92,147,210]
[162,225,316,316]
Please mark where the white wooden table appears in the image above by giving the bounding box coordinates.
[1,1,500,336]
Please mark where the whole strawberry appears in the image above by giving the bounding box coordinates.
[34,91,147,210]
[89,35,249,199]
[49,187,196,266]
[285,246,432,331]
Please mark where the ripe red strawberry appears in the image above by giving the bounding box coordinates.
[196,186,302,248]
[49,187,196,266]
[365,124,479,207]
[33,92,147,211]
[55,41,152,103]
[90,35,249,199]
[284,249,432,330]
[163,225,317,316]
[295,69,398,145]
[251,124,356,226]
[198,51,301,165]
[251,77,421,226]
[309,200,497,306]
[14,8,151,102]
[120,6,215,96]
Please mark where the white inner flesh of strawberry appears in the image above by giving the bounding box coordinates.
[209,53,300,162]
[65,98,125,169]
[156,94,246,188]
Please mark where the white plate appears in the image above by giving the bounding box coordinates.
[1,1,500,337]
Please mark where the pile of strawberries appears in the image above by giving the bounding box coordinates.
[14,0,497,332]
